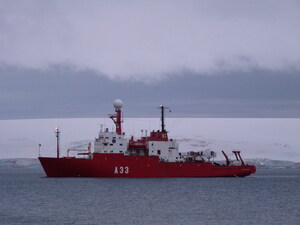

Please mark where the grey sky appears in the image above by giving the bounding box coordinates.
[0,1,300,118]
[1,1,300,80]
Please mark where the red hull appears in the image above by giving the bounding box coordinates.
[39,153,256,178]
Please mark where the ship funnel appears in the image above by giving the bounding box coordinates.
[113,99,123,110]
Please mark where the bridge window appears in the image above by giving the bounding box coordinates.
[157,150,161,155]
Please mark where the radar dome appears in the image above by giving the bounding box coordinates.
[113,99,123,109]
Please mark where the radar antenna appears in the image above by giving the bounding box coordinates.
[109,99,123,135]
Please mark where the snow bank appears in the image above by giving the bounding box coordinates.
[0,118,299,161]
[0,158,40,168]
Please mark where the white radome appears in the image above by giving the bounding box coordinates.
[113,99,123,109]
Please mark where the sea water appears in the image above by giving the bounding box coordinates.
[0,168,299,225]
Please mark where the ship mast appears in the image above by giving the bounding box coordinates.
[159,105,170,132]
[55,127,60,158]
[109,99,123,135]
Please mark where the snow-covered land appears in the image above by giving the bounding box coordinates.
[0,118,299,162]
[245,158,296,168]
[0,158,40,168]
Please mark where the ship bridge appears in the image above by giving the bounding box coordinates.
[94,128,128,154]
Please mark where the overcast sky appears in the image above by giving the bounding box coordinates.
[0,0,300,119]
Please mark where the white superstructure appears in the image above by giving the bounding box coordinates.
[91,100,217,163]
[94,128,128,154]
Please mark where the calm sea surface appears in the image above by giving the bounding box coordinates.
[0,168,299,225]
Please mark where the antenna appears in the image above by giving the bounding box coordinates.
[157,105,170,132]
[55,127,60,158]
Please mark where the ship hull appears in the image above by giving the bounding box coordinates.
[39,153,256,178]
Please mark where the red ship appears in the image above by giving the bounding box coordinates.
[39,100,256,178]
